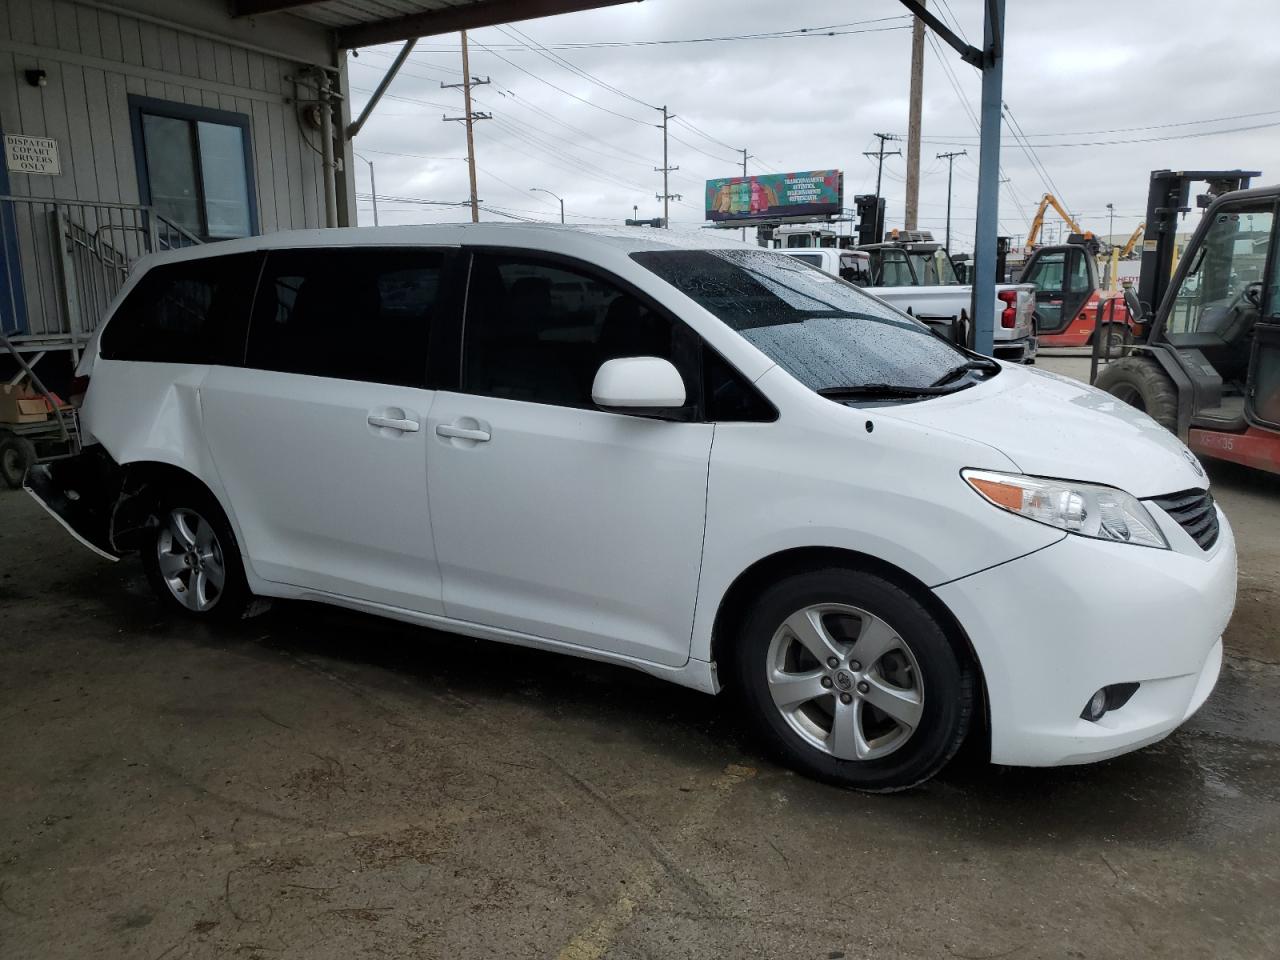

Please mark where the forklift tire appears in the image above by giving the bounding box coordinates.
[1,433,37,489]
[1094,356,1178,432]
[1093,324,1132,356]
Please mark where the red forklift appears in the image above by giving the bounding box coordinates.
[1093,169,1280,474]
[1018,232,1137,353]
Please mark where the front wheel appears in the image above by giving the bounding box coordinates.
[1094,355,1178,431]
[141,487,251,621]
[730,568,975,792]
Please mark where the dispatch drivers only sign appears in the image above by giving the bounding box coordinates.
[4,135,60,176]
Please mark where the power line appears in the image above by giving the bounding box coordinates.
[900,107,1280,141]
[917,119,1280,148]
[496,23,658,110]
[408,18,912,52]
[1002,101,1071,214]
[467,37,654,125]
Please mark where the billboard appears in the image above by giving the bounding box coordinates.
[705,170,843,223]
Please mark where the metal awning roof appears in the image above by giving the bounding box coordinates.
[232,0,639,49]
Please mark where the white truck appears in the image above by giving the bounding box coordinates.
[781,242,1037,363]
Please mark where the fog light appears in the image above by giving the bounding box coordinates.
[1082,688,1109,722]
[1080,682,1141,722]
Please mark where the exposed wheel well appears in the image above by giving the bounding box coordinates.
[710,546,990,750]
[112,461,231,552]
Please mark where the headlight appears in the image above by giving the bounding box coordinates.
[962,469,1168,549]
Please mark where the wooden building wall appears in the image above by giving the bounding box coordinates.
[0,0,338,233]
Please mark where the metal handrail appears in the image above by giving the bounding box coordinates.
[152,213,204,248]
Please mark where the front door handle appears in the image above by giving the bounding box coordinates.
[368,415,420,432]
[436,423,491,442]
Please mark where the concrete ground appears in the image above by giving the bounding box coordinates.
[3,358,1279,959]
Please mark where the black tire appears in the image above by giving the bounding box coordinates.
[0,433,37,489]
[141,483,252,621]
[729,567,974,792]
[1094,355,1178,431]
[1093,324,1132,357]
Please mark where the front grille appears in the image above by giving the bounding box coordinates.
[1150,488,1219,550]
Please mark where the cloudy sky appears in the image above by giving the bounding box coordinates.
[343,0,1280,249]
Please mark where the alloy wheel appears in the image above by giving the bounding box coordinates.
[766,603,924,761]
[155,507,226,612]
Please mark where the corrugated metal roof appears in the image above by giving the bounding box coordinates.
[289,0,455,30]
[256,0,638,49]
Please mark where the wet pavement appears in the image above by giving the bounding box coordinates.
[2,407,1279,957]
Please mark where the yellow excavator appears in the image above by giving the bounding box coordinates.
[1024,194,1087,253]
[1119,223,1145,258]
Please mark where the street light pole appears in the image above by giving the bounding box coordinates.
[530,187,564,224]
[355,153,378,226]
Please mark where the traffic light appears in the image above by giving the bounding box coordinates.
[854,194,885,245]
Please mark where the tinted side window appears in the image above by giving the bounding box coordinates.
[246,248,448,387]
[99,252,260,364]
[1026,251,1066,292]
[462,253,697,410]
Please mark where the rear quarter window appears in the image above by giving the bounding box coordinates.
[99,252,261,364]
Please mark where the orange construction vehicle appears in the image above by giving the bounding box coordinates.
[1016,232,1137,351]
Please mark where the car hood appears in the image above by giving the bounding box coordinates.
[870,363,1208,498]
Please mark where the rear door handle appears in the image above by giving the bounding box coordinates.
[436,423,491,442]
[368,415,420,432]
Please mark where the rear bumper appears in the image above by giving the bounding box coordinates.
[992,335,1036,363]
[23,446,123,560]
[937,508,1236,766]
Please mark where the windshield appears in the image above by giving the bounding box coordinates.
[908,250,960,286]
[631,249,979,395]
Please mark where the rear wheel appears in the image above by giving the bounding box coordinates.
[141,486,251,621]
[730,568,974,792]
[1094,355,1178,431]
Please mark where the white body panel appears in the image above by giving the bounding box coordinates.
[199,367,443,613]
[425,392,713,667]
[63,223,1236,770]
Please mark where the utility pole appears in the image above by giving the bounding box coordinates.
[936,149,966,255]
[904,2,927,230]
[863,133,902,242]
[654,105,680,228]
[442,30,490,223]
[740,147,750,241]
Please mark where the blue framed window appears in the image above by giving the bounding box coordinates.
[128,96,258,241]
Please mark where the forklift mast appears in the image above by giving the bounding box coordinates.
[1136,169,1261,328]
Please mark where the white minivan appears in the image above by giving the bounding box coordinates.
[29,225,1236,791]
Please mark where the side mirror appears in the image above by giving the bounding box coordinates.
[1244,281,1263,307]
[592,357,686,414]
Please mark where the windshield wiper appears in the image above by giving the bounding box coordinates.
[930,357,999,388]
[818,383,959,400]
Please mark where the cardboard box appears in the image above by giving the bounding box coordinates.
[0,383,51,424]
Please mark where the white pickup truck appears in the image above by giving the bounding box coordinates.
[780,244,1036,363]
